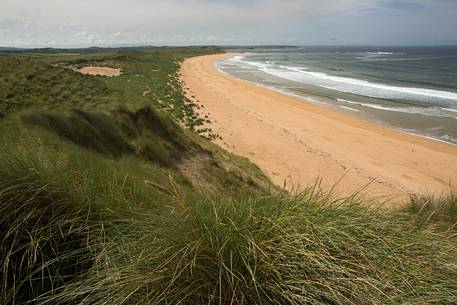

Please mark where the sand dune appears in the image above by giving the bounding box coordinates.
[181,53,457,200]
[78,66,121,77]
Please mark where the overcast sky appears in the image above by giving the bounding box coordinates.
[1,0,456,47]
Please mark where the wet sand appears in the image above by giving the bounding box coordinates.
[181,53,457,200]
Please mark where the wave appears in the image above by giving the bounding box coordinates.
[336,98,457,118]
[279,65,307,70]
[230,55,245,61]
[223,57,457,118]
[442,107,457,113]
[364,52,401,55]
[218,55,457,145]
[234,58,457,104]
[337,98,356,104]
[339,105,360,112]
[285,67,457,102]
[361,57,432,62]
[223,57,457,116]
[401,131,457,146]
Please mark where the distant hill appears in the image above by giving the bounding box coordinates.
[0,47,23,51]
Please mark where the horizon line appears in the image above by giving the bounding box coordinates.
[2,44,457,50]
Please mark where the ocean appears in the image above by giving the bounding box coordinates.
[216,46,457,145]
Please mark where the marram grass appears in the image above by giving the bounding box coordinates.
[1,142,457,304]
[405,192,457,230]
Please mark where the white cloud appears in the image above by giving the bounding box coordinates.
[0,0,455,47]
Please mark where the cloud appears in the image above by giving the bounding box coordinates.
[0,0,456,47]
[382,0,425,11]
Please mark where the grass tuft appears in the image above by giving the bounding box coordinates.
[405,192,457,229]
[0,145,105,304]
[35,187,457,305]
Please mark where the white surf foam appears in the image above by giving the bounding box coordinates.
[235,59,457,104]
[337,98,356,104]
[442,107,457,113]
[229,55,245,62]
[401,131,457,147]
[335,99,457,118]
[218,56,457,145]
[339,106,360,112]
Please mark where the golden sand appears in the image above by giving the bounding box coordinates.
[78,66,121,77]
[181,53,457,200]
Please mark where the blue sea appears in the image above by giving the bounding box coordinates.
[216,46,457,145]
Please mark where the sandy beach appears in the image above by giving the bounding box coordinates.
[181,53,457,199]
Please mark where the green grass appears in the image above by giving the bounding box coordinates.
[1,140,457,304]
[1,47,457,304]
[0,143,107,304]
[1,46,222,138]
[0,57,111,115]
[18,105,267,193]
[404,192,457,230]
[21,109,133,156]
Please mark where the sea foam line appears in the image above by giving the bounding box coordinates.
[224,56,457,117]
[336,99,457,118]
[282,67,457,101]
[218,56,457,146]
[233,57,457,102]
[339,106,360,112]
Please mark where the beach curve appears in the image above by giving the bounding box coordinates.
[181,53,457,200]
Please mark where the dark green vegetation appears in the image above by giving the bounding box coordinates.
[1,47,456,305]
[0,46,218,138]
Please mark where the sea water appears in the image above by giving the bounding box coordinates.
[216,46,457,145]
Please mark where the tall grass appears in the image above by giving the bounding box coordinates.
[0,145,105,304]
[19,106,270,194]
[405,192,457,230]
[0,57,111,115]
[34,186,457,305]
[22,110,132,156]
[20,107,194,166]
[2,130,457,304]
[0,132,172,304]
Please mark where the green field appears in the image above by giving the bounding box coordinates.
[0,47,456,305]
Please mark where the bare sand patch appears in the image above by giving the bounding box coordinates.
[181,53,457,200]
[78,67,122,77]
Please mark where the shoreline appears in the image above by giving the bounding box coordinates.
[181,53,457,199]
[219,53,457,147]
[215,54,457,153]
[219,64,457,148]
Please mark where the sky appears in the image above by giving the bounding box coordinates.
[1,0,456,48]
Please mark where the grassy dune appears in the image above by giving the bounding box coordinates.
[0,47,456,304]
